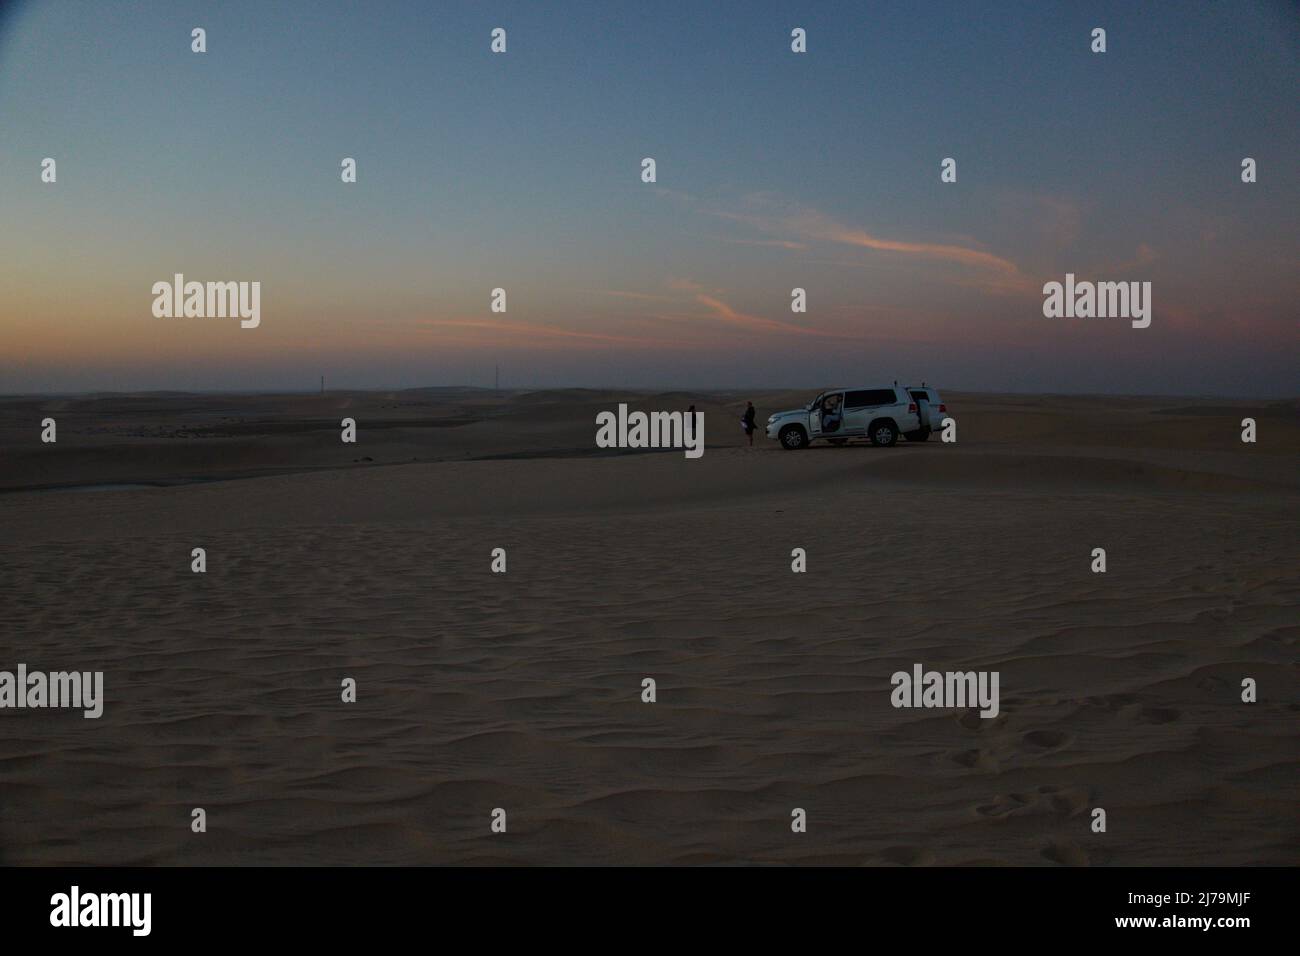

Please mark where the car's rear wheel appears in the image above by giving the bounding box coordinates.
[869,421,898,447]
[904,428,930,442]
[779,425,808,450]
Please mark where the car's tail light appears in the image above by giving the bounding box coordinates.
[908,402,917,413]
[938,404,947,413]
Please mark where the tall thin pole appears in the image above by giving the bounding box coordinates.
[495,365,499,391]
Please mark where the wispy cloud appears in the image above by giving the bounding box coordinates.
[715,236,808,250]
[619,277,878,341]
[799,216,1022,276]
[712,198,1034,294]
[692,293,861,340]
[665,277,713,294]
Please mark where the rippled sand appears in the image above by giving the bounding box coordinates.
[1,390,1296,864]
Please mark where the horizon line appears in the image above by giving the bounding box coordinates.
[1,385,1296,403]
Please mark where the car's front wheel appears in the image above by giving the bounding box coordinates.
[779,425,808,449]
[869,421,898,447]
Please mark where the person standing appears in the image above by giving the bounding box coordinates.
[742,401,757,447]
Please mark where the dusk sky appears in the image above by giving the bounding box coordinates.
[1,0,1296,395]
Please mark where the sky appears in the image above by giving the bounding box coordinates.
[1,0,1296,395]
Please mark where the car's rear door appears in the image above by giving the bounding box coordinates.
[843,389,891,436]
[909,388,934,430]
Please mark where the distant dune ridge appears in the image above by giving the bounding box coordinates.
[0,389,1296,864]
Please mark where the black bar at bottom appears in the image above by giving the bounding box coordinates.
[0,866,1286,943]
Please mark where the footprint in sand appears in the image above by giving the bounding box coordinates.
[1023,729,1070,751]
[975,785,1088,820]
[1046,789,1089,816]
[1137,706,1181,725]
[975,792,1031,817]
[1041,842,1090,866]
[880,846,935,866]
[951,748,998,770]
[1085,692,1138,712]
[956,707,1003,730]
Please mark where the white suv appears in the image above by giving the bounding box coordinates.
[766,385,922,449]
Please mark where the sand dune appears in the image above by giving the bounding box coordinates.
[0,389,1296,864]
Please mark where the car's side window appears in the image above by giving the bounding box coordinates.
[847,389,896,408]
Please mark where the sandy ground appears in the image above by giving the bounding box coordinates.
[0,388,1296,865]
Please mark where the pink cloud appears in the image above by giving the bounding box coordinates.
[711,199,1035,295]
